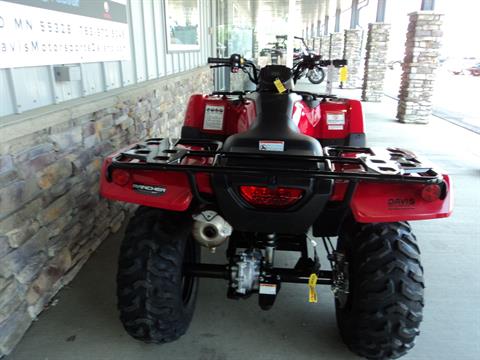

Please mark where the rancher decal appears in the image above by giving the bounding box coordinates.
[132,184,167,196]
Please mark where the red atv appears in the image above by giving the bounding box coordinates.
[100,54,452,359]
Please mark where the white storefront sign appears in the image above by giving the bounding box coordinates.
[0,0,130,68]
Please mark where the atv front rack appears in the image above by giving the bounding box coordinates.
[107,138,444,184]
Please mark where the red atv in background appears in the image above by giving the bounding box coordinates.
[100,54,452,360]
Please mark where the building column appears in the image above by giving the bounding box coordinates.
[252,29,259,61]
[329,32,344,83]
[397,12,443,124]
[361,23,390,102]
[343,29,363,88]
[307,38,314,50]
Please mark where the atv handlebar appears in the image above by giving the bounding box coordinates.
[208,53,348,86]
[208,54,246,68]
[207,57,231,64]
[208,54,259,84]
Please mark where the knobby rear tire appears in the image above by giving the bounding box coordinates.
[336,221,424,359]
[117,207,199,343]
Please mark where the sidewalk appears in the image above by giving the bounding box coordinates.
[6,91,480,360]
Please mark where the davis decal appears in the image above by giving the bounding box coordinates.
[388,198,416,210]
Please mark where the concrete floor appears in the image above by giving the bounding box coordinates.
[6,88,480,360]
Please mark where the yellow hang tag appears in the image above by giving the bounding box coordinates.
[273,78,286,93]
[308,273,318,303]
[339,66,348,82]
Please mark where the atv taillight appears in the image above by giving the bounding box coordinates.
[421,184,442,202]
[239,186,304,208]
[111,169,130,186]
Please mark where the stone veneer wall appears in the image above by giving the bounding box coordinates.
[329,32,344,60]
[313,37,321,54]
[362,23,391,102]
[343,29,363,88]
[397,12,443,124]
[0,66,213,356]
[307,38,315,51]
[320,35,331,58]
[329,32,344,83]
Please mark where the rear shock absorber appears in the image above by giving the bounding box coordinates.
[259,233,280,310]
[265,233,276,268]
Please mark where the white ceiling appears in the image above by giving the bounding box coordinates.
[240,0,354,30]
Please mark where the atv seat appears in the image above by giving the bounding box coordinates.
[222,92,323,157]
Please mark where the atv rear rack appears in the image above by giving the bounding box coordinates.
[107,138,443,185]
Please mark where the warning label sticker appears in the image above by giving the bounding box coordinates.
[328,125,344,130]
[203,105,225,130]
[259,140,285,152]
[259,283,277,295]
[326,112,345,131]
[326,112,345,124]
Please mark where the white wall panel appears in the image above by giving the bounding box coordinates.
[10,67,53,113]
[182,54,186,72]
[130,0,147,82]
[81,63,105,96]
[54,66,83,102]
[191,52,196,68]
[153,0,167,76]
[0,70,15,116]
[200,2,208,62]
[121,60,136,86]
[166,53,173,75]
[143,0,158,79]
[173,53,180,73]
[104,62,122,91]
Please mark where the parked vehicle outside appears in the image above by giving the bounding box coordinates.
[466,63,480,76]
[446,58,479,75]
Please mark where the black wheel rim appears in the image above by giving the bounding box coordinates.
[307,67,325,83]
[308,69,321,81]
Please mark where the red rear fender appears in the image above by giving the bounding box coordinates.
[295,98,364,140]
[99,153,213,212]
[183,94,256,136]
[331,175,453,223]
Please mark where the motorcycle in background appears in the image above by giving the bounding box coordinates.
[294,36,326,84]
[260,35,288,65]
